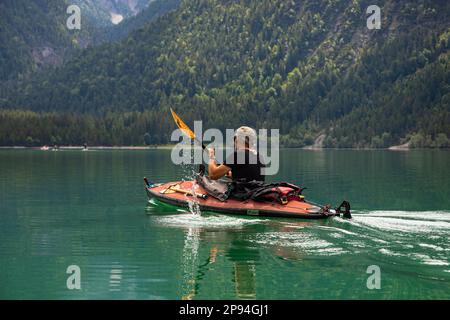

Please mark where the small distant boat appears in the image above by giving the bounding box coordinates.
[40,145,50,151]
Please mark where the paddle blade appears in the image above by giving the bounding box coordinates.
[170,108,196,140]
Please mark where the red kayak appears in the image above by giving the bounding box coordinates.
[144,178,351,220]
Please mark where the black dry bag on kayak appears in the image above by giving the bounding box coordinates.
[196,174,231,202]
[230,180,303,204]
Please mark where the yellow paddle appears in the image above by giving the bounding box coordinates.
[170,108,206,150]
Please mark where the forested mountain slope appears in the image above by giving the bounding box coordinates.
[0,0,449,147]
[0,0,177,82]
[0,0,84,81]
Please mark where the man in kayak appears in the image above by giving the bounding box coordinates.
[208,126,265,182]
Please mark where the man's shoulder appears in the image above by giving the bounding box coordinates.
[224,149,265,166]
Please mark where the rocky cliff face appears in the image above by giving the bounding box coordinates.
[97,0,151,20]
[72,0,152,26]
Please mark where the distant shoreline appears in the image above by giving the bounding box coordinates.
[0,145,448,151]
[0,145,175,150]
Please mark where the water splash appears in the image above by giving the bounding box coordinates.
[186,182,202,216]
[178,160,204,216]
[181,227,201,300]
[153,213,266,229]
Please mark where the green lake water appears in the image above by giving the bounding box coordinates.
[0,149,449,299]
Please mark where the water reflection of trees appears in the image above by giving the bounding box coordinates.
[178,220,312,300]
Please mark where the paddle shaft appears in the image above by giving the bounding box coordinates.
[194,137,206,150]
[167,186,208,200]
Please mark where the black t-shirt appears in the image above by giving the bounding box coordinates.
[224,149,265,182]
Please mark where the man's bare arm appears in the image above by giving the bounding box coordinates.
[208,148,231,180]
